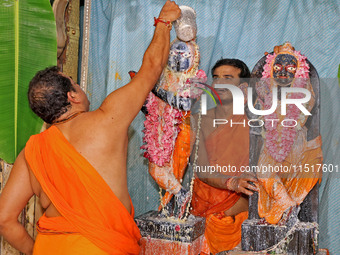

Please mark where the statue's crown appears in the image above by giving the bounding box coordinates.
[274,42,295,54]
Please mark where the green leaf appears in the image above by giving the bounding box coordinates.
[338,64,340,87]
[0,0,57,163]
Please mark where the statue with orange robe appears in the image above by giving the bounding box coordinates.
[254,42,323,225]
[141,37,206,219]
[190,58,259,254]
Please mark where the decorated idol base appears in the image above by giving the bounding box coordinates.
[241,219,319,254]
[220,247,328,255]
[241,187,321,255]
[135,210,205,243]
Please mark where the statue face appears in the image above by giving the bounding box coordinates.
[167,41,194,72]
[272,54,297,86]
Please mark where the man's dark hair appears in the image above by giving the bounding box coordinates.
[28,66,75,124]
[211,58,250,83]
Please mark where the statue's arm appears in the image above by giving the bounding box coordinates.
[152,85,192,111]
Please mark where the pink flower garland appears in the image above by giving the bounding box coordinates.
[141,70,207,166]
[261,51,309,162]
[141,92,183,166]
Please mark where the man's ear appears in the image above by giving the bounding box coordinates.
[67,90,80,104]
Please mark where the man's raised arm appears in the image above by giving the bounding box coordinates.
[98,1,180,127]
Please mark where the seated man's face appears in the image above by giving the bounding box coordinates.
[212,65,241,103]
[167,41,194,72]
[272,54,297,86]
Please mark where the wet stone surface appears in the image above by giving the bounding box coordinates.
[135,211,205,243]
[241,219,319,254]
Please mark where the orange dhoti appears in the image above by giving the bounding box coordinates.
[25,126,141,254]
[257,128,323,224]
[191,115,249,254]
[34,232,109,255]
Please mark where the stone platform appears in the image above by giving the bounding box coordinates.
[135,211,206,254]
[242,219,319,254]
[139,234,207,255]
[218,248,328,255]
[135,210,205,243]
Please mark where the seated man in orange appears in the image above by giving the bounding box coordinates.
[190,59,259,254]
[0,1,181,254]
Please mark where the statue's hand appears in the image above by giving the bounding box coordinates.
[226,173,259,196]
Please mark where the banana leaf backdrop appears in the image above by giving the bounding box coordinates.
[0,0,57,163]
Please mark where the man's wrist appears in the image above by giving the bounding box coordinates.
[154,17,172,30]
[225,177,237,191]
[225,177,233,190]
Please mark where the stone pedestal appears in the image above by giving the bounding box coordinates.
[139,234,206,255]
[242,185,320,255]
[135,210,206,254]
[222,248,328,255]
[242,219,319,254]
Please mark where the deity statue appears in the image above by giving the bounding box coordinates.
[134,8,208,254]
[140,8,206,219]
[253,42,323,226]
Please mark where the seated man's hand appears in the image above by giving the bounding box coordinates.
[227,173,259,196]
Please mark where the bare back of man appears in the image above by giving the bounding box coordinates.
[28,110,133,216]
[25,1,182,218]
